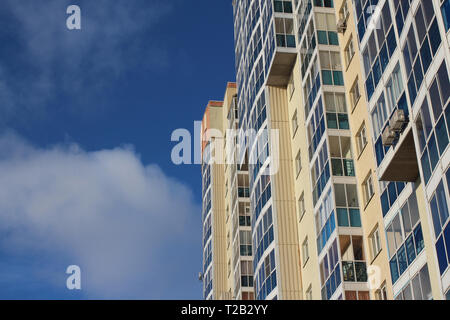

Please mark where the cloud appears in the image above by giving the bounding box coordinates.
[0,133,201,299]
[0,0,173,124]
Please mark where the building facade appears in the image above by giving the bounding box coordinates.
[201,0,450,300]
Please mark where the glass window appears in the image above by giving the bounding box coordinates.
[443,0,450,32]
[430,79,443,121]
[436,182,450,228]
[437,62,450,105]
[337,208,349,227]
[390,255,399,283]
[397,244,408,275]
[429,19,441,55]
[346,184,358,207]
[436,117,449,155]
[436,236,448,274]
[350,209,361,227]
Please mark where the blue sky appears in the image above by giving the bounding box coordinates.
[0,0,236,299]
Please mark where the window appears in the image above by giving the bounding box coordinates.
[356,123,368,156]
[316,12,339,46]
[325,92,348,129]
[370,227,382,260]
[302,237,310,266]
[275,17,296,48]
[362,173,375,206]
[339,1,349,21]
[295,150,302,176]
[335,183,361,228]
[292,110,299,136]
[340,235,367,284]
[255,249,277,300]
[443,0,450,32]
[344,36,355,68]
[403,3,442,106]
[298,192,306,219]
[274,0,293,13]
[329,136,354,177]
[375,282,388,300]
[395,264,432,300]
[239,230,252,256]
[240,261,254,288]
[360,0,396,100]
[320,239,341,299]
[430,180,450,275]
[350,77,361,109]
[387,193,424,283]
[305,285,313,300]
[288,73,295,99]
[320,51,344,86]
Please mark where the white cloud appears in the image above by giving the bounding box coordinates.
[0,133,201,299]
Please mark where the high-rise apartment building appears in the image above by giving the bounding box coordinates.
[201,83,256,300]
[201,0,450,300]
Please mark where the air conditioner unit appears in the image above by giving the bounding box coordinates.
[382,126,396,146]
[245,206,250,214]
[337,19,347,33]
[389,109,407,132]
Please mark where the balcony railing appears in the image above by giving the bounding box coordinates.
[342,261,368,282]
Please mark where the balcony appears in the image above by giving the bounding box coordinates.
[379,125,420,182]
[267,16,297,86]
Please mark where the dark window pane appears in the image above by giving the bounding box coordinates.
[390,255,399,283]
[337,208,349,227]
[415,5,426,43]
[436,116,449,155]
[421,99,433,138]
[413,57,423,90]
[429,19,441,55]
[408,75,417,105]
[420,148,432,184]
[328,32,339,45]
[437,62,450,105]
[388,182,397,206]
[403,43,412,76]
[414,224,425,254]
[436,236,449,275]
[436,182,450,227]
[387,27,397,56]
[430,79,443,121]
[338,114,349,129]
[380,43,389,72]
[350,209,362,227]
[420,37,432,74]
[397,244,408,275]
[327,113,338,129]
[443,0,450,32]
[318,30,328,44]
[430,196,443,237]
[405,235,416,264]
[381,190,390,216]
[428,133,439,170]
